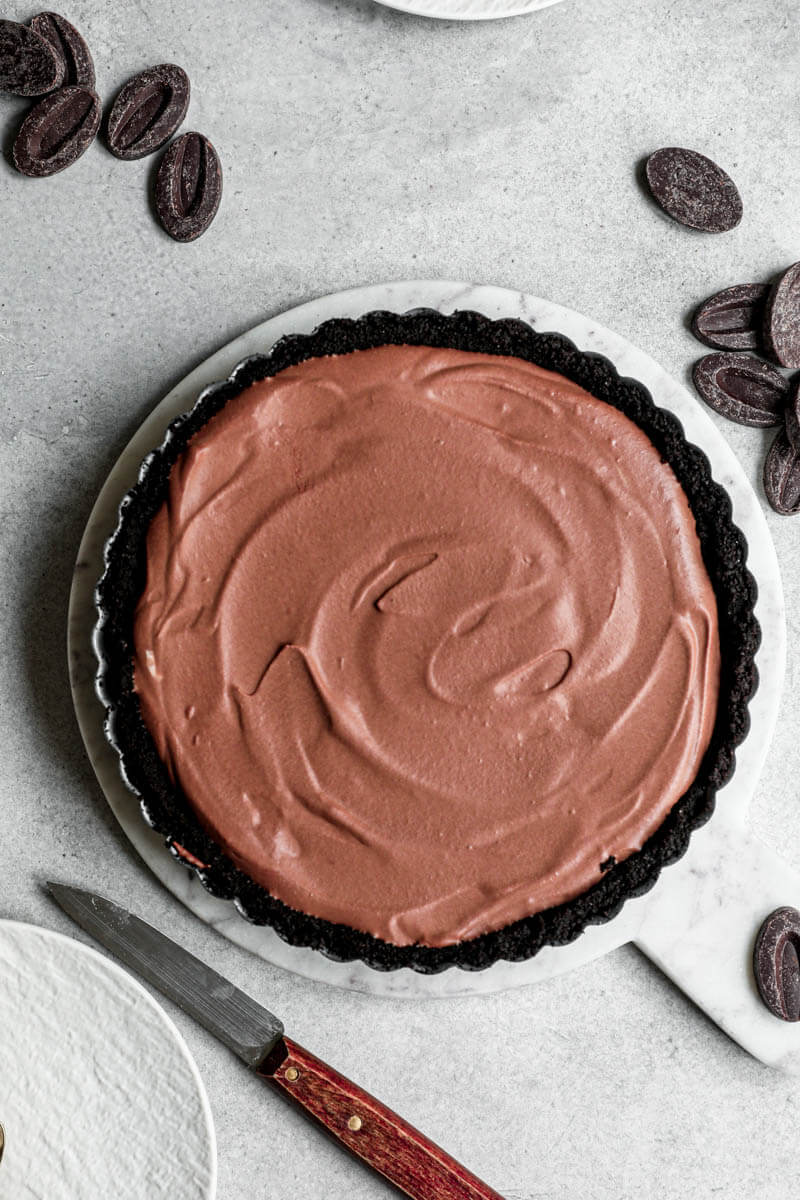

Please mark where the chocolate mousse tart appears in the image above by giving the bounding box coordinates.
[95,309,759,972]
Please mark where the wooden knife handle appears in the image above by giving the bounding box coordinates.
[258,1036,505,1199]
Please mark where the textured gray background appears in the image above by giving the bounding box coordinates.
[2,1,800,1197]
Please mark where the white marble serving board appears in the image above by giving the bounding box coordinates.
[374,0,565,20]
[0,920,216,1200]
[69,281,800,1068]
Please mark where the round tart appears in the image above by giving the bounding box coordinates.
[96,309,759,972]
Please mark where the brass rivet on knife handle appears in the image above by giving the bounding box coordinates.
[285,1067,299,1082]
[347,1115,362,1131]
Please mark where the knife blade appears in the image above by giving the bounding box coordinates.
[46,882,283,1066]
[47,883,505,1200]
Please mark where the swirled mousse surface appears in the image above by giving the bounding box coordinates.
[133,345,720,947]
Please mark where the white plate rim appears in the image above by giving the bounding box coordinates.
[0,917,217,1198]
[374,0,566,20]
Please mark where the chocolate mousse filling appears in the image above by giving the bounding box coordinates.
[96,309,759,971]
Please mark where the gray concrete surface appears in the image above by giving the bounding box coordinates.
[3,1,800,1197]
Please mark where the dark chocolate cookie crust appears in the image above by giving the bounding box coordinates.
[96,309,760,973]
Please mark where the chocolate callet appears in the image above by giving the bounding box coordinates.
[691,284,769,352]
[0,18,63,95]
[106,63,190,160]
[785,376,800,451]
[155,131,222,241]
[12,85,100,177]
[692,353,787,428]
[763,426,800,516]
[30,11,94,89]
[645,147,742,233]
[754,907,800,1021]
[764,262,800,369]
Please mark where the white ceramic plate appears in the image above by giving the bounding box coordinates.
[375,0,565,19]
[0,920,216,1200]
[68,281,784,1010]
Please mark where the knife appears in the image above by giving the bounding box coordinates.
[47,883,505,1200]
